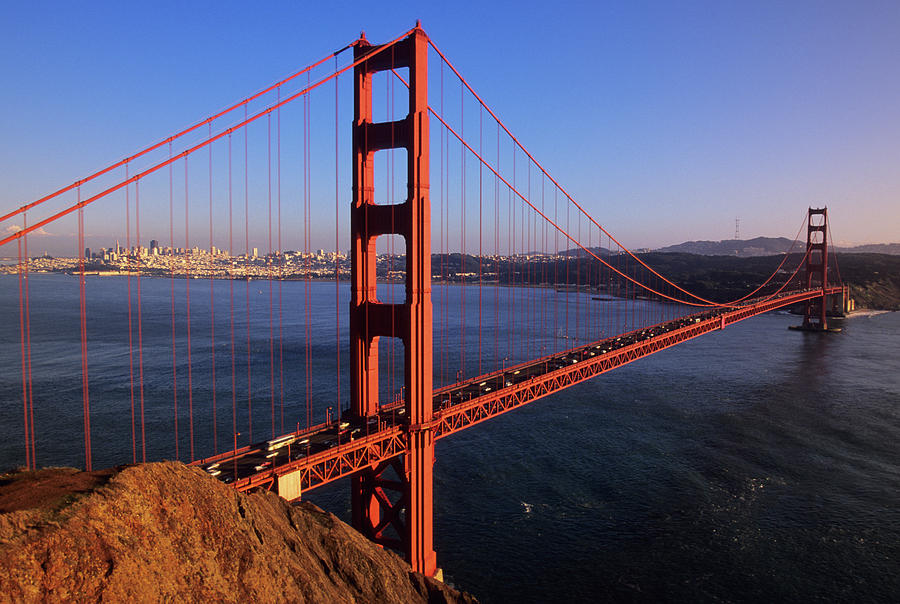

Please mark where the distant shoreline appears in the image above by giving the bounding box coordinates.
[843,309,892,318]
[3,250,898,311]
[2,269,352,283]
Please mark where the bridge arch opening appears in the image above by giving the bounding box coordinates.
[370,68,411,123]
[809,248,824,268]
[373,233,407,298]
[372,148,409,206]
[376,335,405,410]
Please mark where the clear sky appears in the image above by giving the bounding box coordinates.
[2,0,898,253]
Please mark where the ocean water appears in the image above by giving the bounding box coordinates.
[1,274,898,602]
[422,309,900,602]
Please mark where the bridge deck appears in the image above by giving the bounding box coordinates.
[191,287,842,498]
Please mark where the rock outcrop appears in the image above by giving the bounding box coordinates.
[0,462,476,604]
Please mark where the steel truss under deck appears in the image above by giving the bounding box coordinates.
[226,287,841,496]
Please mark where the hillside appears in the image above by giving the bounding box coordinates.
[431,250,900,310]
[827,253,900,310]
[629,252,900,310]
[621,251,897,310]
[655,237,794,257]
[0,462,476,604]
[654,238,900,257]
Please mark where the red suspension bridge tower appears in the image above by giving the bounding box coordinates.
[0,21,851,581]
[349,26,436,575]
[802,207,830,330]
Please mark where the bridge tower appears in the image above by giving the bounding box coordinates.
[801,207,829,330]
[349,26,436,576]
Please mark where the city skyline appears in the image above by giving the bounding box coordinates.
[2,2,899,255]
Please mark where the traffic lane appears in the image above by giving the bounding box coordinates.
[209,309,738,481]
[204,304,769,484]
[427,310,731,412]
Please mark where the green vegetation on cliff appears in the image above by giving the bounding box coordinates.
[436,251,900,311]
[639,252,900,310]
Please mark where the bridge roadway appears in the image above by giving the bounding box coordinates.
[192,286,842,499]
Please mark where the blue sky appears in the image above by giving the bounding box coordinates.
[1,1,898,253]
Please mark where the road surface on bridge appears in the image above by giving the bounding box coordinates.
[192,287,840,495]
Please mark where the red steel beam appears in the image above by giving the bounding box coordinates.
[433,288,841,438]
[232,426,406,494]
[349,23,434,576]
[229,287,840,497]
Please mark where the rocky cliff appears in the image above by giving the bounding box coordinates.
[0,462,476,604]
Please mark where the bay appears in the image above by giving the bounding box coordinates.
[1,273,898,602]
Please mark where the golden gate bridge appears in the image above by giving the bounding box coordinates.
[0,24,845,576]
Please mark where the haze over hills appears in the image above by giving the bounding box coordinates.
[653,238,900,257]
[840,243,900,255]
[540,241,900,310]
[552,238,900,259]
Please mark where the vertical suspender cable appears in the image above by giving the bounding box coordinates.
[126,164,136,463]
[17,235,30,470]
[459,80,465,380]
[507,154,513,360]
[510,148,516,359]
[439,58,445,386]
[576,210,581,343]
[335,57,342,413]
[584,222,589,338]
[24,221,35,468]
[535,174,547,357]
[229,133,238,472]
[277,88,285,434]
[389,63,395,402]
[136,181,146,462]
[494,121,500,370]
[478,106,483,376]
[169,142,179,460]
[77,187,92,470]
[304,72,312,429]
[565,197,569,341]
[553,189,558,354]
[185,156,194,461]
[244,107,252,443]
[209,123,218,453]
[268,113,276,439]
[525,162,530,359]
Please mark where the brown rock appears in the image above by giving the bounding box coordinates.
[0,462,477,604]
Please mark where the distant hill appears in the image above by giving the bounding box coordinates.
[655,237,794,257]
[655,238,900,257]
[560,246,611,258]
[627,252,900,310]
[841,243,900,255]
